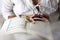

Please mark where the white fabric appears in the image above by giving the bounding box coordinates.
[1,0,59,20]
[40,0,59,14]
[0,17,52,40]
[1,0,38,20]
[0,0,59,40]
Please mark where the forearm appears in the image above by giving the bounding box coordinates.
[8,15,16,19]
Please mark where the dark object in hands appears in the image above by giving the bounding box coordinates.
[42,14,49,20]
[32,14,49,21]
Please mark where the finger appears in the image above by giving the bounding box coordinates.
[30,18,35,23]
[26,17,32,22]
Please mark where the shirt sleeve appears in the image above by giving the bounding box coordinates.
[1,0,15,20]
[40,0,59,15]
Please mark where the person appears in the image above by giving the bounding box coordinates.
[0,0,59,40]
[58,0,60,20]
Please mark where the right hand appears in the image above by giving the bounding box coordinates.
[19,14,35,23]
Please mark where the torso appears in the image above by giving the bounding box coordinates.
[11,0,38,16]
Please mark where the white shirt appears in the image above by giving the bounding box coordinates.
[1,0,59,20]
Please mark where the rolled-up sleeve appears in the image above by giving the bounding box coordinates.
[40,0,59,15]
[1,0,15,20]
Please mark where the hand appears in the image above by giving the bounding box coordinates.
[41,14,49,20]
[32,14,49,22]
[19,14,49,24]
[25,15,35,23]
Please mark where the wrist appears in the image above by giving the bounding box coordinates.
[8,15,16,19]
